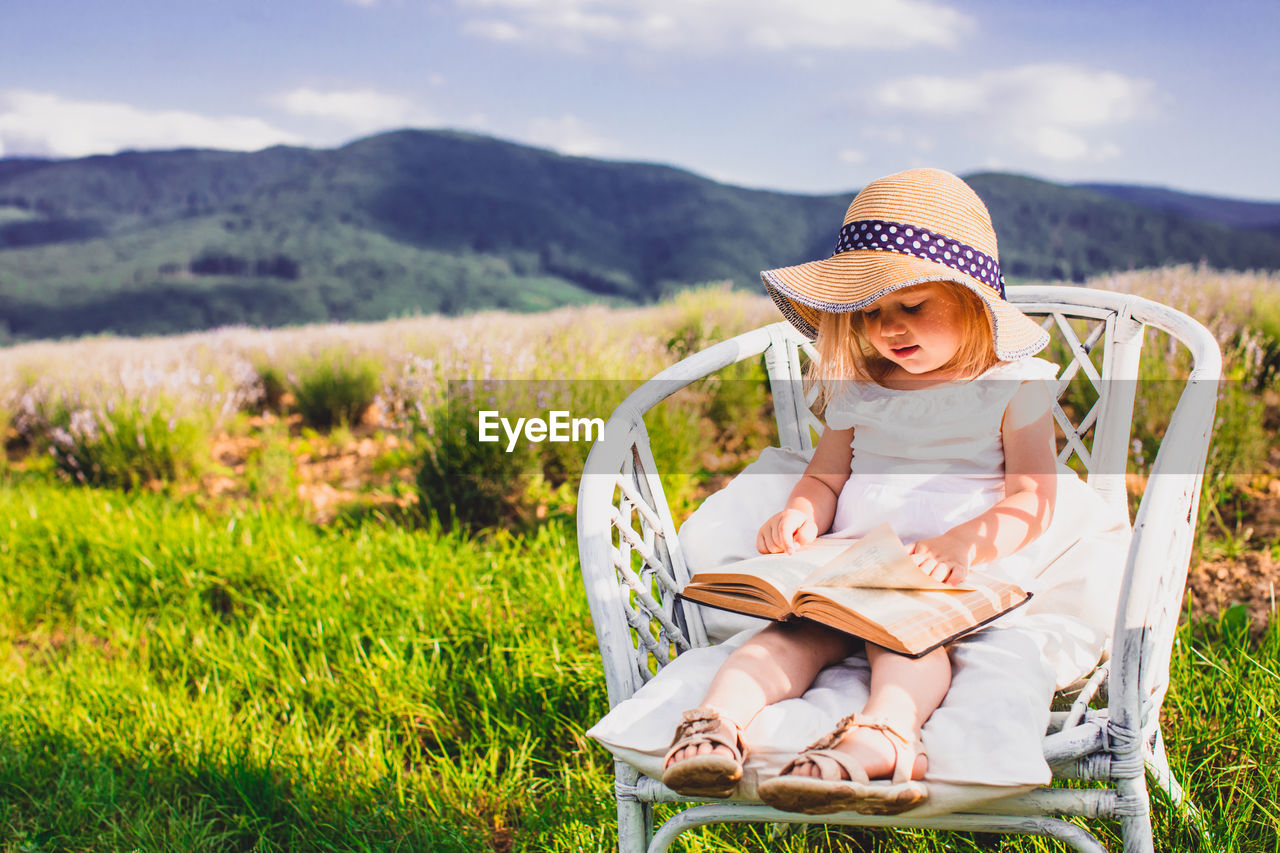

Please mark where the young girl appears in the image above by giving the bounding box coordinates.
[660,168,1062,815]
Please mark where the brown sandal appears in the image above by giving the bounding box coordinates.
[757,714,928,815]
[661,708,747,798]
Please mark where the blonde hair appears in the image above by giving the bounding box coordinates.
[806,282,998,416]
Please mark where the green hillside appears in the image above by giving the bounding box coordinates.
[1,130,1278,341]
[1076,182,1280,231]
[970,173,1280,281]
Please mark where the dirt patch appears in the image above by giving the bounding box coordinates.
[204,413,416,523]
[1182,475,1280,630]
[7,624,116,670]
[1188,551,1279,624]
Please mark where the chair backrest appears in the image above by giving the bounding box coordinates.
[577,285,1221,732]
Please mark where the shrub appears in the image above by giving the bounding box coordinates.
[416,397,512,532]
[46,400,209,490]
[290,351,383,430]
[0,403,11,473]
[700,356,776,457]
[661,281,750,358]
[1124,329,1270,546]
[414,375,714,533]
[254,362,290,413]
[644,389,717,521]
[1206,338,1269,483]
[416,381,599,532]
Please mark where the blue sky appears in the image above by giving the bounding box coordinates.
[2,0,1277,200]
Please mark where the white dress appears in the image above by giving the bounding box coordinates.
[587,357,1131,814]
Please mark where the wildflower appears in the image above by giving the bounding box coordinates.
[49,427,74,450]
[69,409,100,441]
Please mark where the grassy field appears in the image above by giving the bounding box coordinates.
[0,483,611,851]
[2,267,1279,851]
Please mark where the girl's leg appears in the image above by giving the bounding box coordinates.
[667,621,859,765]
[787,643,949,780]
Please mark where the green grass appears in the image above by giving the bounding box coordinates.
[0,479,1277,851]
[0,481,612,851]
[1159,615,1280,852]
[3,269,1280,849]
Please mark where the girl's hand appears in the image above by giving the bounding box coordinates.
[908,534,975,586]
[757,509,818,554]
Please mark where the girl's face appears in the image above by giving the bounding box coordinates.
[861,281,966,380]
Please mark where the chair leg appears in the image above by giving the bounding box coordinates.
[618,799,653,853]
[1147,728,1221,852]
[1115,775,1154,853]
[1145,728,1187,808]
[615,762,653,853]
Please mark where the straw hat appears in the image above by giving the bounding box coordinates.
[761,168,1048,361]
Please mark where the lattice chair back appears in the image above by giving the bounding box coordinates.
[577,323,815,706]
[1010,290,1219,725]
[577,285,1220,853]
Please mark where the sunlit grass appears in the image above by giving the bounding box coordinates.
[2,268,1279,849]
[0,481,1276,850]
[0,482,611,850]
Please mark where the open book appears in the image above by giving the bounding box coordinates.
[678,524,1030,657]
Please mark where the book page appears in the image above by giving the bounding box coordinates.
[802,524,962,590]
[694,538,864,597]
[793,583,1028,656]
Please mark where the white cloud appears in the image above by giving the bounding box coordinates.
[1095,141,1123,161]
[462,18,524,41]
[458,0,972,52]
[1026,126,1089,161]
[873,64,1154,161]
[742,0,970,51]
[838,149,866,164]
[878,64,1152,127]
[271,87,428,132]
[0,90,299,158]
[862,125,936,153]
[524,114,621,157]
[875,76,984,115]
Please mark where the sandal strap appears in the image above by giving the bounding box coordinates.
[792,714,923,785]
[663,708,747,766]
[673,708,724,736]
[850,716,913,745]
[852,717,921,785]
[779,748,871,784]
[801,714,913,751]
[802,713,858,751]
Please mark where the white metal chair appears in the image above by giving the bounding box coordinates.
[577,285,1222,852]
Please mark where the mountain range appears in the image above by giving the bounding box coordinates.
[1,129,1278,341]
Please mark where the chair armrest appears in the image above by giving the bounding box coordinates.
[1106,301,1221,742]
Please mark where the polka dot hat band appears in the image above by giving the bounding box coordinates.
[761,168,1049,361]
